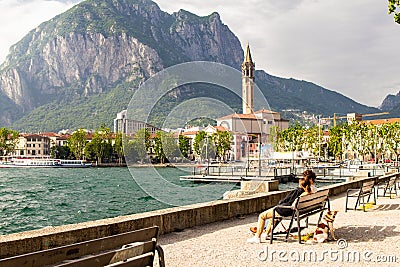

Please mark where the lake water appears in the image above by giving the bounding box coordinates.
[0,166,302,235]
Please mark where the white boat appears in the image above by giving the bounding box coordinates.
[58,159,92,168]
[0,158,91,168]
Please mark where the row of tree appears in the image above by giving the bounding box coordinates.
[123,128,232,164]
[275,122,400,162]
[0,125,233,164]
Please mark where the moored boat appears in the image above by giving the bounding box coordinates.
[0,158,92,168]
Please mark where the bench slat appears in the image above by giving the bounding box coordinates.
[0,226,158,267]
[54,241,156,267]
[105,252,154,267]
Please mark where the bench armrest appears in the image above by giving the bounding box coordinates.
[274,205,294,210]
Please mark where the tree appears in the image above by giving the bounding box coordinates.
[50,145,71,159]
[153,131,179,163]
[178,135,190,159]
[328,124,347,160]
[389,0,400,23]
[84,141,97,161]
[193,131,207,158]
[67,129,87,160]
[211,130,232,161]
[0,128,19,156]
[279,123,305,152]
[114,132,124,164]
[124,128,151,164]
[91,125,112,164]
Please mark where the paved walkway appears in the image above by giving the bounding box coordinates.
[155,190,400,267]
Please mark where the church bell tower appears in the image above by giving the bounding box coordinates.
[242,43,255,114]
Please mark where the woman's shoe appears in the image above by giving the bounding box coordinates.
[247,235,261,244]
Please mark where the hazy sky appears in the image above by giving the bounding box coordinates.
[1,0,399,107]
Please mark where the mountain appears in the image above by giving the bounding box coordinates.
[0,0,380,132]
[378,91,400,118]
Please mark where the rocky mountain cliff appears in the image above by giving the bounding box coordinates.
[0,0,379,131]
[380,91,400,111]
[378,91,400,118]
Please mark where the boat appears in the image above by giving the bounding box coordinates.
[0,158,92,168]
[58,159,92,168]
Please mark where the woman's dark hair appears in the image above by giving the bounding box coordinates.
[299,177,312,194]
[302,169,316,183]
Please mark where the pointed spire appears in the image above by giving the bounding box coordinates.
[244,42,253,63]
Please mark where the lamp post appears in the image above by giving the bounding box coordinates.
[258,134,262,177]
[318,115,321,160]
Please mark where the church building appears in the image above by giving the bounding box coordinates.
[216,43,289,160]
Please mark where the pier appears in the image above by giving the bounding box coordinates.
[181,165,296,183]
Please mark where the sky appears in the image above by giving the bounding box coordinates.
[0,0,399,108]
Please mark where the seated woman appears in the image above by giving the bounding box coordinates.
[247,170,317,244]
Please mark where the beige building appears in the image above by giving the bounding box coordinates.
[13,134,51,157]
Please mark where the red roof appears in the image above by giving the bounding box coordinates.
[364,118,400,125]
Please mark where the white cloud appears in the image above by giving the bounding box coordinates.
[0,0,77,62]
[1,0,399,107]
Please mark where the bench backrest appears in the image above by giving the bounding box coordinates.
[0,226,159,267]
[361,180,375,194]
[388,175,398,187]
[296,189,330,215]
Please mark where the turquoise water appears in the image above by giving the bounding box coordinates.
[0,166,305,235]
[0,167,169,235]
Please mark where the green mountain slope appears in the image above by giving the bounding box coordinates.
[0,0,382,132]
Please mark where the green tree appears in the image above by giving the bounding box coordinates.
[0,128,19,156]
[178,135,190,159]
[91,125,112,164]
[328,124,347,160]
[153,131,179,163]
[84,141,97,161]
[389,0,400,23]
[382,122,400,161]
[193,131,207,157]
[114,132,124,164]
[211,130,232,161]
[279,123,305,152]
[68,129,87,159]
[50,145,71,159]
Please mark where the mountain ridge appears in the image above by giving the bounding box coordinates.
[0,0,381,132]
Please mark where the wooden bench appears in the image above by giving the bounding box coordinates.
[270,188,330,244]
[0,226,165,267]
[345,180,376,212]
[376,173,399,199]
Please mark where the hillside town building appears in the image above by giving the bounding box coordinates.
[113,110,159,135]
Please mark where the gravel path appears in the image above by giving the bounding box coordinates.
[155,192,400,267]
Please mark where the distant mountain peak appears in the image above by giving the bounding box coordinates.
[379,91,400,111]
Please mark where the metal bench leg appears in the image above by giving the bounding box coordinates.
[361,195,366,212]
[284,215,295,242]
[156,244,165,267]
[297,216,302,244]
